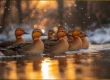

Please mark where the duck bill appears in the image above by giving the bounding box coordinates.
[24,31,29,34]
[41,33,47,36]
[66,33,72,36]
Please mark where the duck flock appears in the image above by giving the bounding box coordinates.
[0,26,89,57]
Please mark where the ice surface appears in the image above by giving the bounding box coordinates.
[66,43,110,54]
[0,44,110,58]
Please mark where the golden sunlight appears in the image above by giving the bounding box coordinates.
[41,29,45,33]
[34,24,38,29]
[8,62,17,79]
[41,59,50,79]
[40,0,46,4]
[25,62,35,79]
[41,58,56,79]
[37,0,57,9]
[53,26,58,32]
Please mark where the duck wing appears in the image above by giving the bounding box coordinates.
[49,39,69,56]
[0,49,24,56]
[7,43,32,51]
[0,41,15,48]
[44,40,58,53]
[44,40,58,46]
[0,43,33,56]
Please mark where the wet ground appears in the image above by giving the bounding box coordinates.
[0,44,110,79]
[0,51,110,79]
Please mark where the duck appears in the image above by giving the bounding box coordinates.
[57,26,68,41]
[68,28,82,51]
[67,30,73,41]
[0,28,28,48]
[0,29,45,56]
[44,26,68,53]
[43,29,57,50]
[79,32,89,49]
[48,29,56,41]
[44,29,70,56]
[46,26,68,41]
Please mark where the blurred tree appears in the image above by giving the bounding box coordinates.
[75,1,87,30]
[0,0,11,33]
[98,2,110,25]
[57,0,64,26]
[16,0,23,24]
[87,1,110,30]
[23,1,39,26]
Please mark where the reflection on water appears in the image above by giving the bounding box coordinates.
[0,54,110,79]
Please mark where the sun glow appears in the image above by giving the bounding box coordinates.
[34,24,38,29]
[40,0,46,4]
[41,29,45,33]
[41,59,51,79]
[41,58,60,79]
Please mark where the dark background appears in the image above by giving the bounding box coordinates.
[0,0,110,42]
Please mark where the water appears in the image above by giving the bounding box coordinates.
[0,44,110,79]
[0,53,110,79]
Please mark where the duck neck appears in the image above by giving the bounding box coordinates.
[48,34,53,38]
[33,38,39,43]
[16,35,21,38]
[16,36,24,43]
[68,36,73,40]
[73,36,79,39]
[81,37,85,40]
[48,34,53,36]
[58,37,64,40]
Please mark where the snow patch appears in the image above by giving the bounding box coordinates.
[86,24,110,44]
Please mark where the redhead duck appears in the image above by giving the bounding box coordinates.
[0,29,44,56]
[69,28,82,51]
[57,26,68,41]
[48,29,56,40]
[79,32,89,49]
[45,29,70,56]
[0,28,28,48]
[67,30,73,41]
